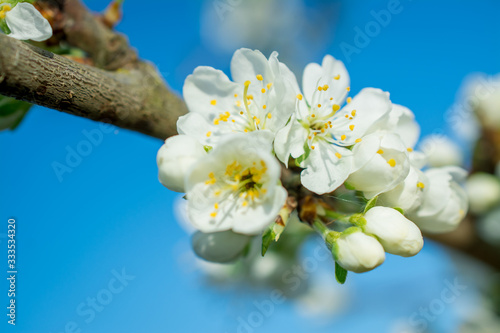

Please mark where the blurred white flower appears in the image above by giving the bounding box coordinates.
[157,135,207,193]
[419,134,464,168]
[363,207,423,257]
[466,173,500,214]
[177,48,296,147]
[1,2,52,41]
[185,133,287,235]
[191,230,252,263]
[477,207,500,248]
[409,167,468,233]
[331,227,385,273]
[464,74,500,129]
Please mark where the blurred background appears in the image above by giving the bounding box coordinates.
[2,0,500,332]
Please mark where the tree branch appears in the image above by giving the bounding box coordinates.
[0,0,187,139]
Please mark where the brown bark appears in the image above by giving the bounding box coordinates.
[0,0,187,139]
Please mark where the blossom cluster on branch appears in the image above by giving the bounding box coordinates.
[157,48,468,280]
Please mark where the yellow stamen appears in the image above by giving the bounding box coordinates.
[256,75,263,81]
[311,145,315,150]
[341,135,346,141]
[407,147,414,152]
[267,83,273,89]
[317,104,322,108]
[297,94,303,100]
[332,104,340,112]
[206,131,212,137]
[387,159,396,167]
[263,105,267,109]
[244,80,251,86]
[355,138,362,143]
[267,113,272,119]
[417,182,425,189]
[347,97,352,103]
[210,100,217,106]
[351,110,356,117]
[210,212,217,218]
[334,74,340,80]
[335,152,342,159]
[377,149,384,154]
[261,88,266,93]
[349,125,355,131]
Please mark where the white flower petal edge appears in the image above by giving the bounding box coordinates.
[185,132,287,235]
[4,2,52,41]
[377,166,428,214]
[409,167,468,233]
[347,132,410,197]
[178,48,297,147]
[363,207,423,257]
[191,230,252,263]
[157,135,207,193]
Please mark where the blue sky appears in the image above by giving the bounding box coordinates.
[2,0,499,332]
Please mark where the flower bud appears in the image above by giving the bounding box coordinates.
[465,173,500,214]
[363,207,423,257]
[156,135,206,192]
[331,227,385,273]
[191,230,252,263]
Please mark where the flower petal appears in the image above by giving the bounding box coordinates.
[302,55,349,106]
[300,141,352,194]
[6,3,52,42]
[183,66,240,119]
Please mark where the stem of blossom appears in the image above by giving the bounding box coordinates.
[322,209,351,223]
[312,218,340,250]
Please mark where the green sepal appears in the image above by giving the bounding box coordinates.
[335,262,348,284]
[393,207,404,215]
[363,196,378,214]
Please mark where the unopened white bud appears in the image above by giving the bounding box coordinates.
[332,228,385,273]
[156,135,206,192]
[363,207,423,257]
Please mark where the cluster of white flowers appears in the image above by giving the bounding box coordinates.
[0,1,52,41]
[158,48,469,278]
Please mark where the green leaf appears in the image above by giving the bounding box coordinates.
[335,262,348,284]
[363,196,378,214]
[0,95,32,131]
[261,226,276,256]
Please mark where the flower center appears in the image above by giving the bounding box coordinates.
[206,159,269,218]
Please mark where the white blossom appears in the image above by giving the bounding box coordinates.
[157,135,207,193]
[331,227,385,273]
[274,55,392,194]
[419,135,464,168]
[346,132,411,198]
[185,133,287,235]
[408,167,468,233]
[377,166,428,214]
[177,48,297,147]
[363,207,423,257]
[1,2,52,41]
